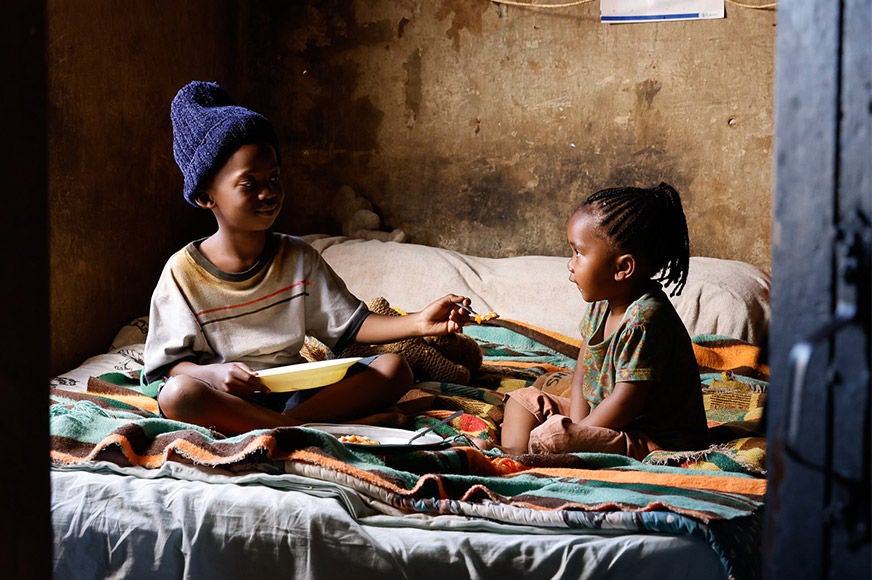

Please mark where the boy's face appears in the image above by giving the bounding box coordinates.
[199,142,283,233]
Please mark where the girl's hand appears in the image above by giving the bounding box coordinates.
[580,381,651,430]
[569,345,590,423]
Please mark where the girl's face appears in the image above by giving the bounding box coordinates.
[566,209,621,302]
[203,142,283,234]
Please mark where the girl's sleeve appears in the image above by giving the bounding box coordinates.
[611,321,665,384]
[142,266,208,384]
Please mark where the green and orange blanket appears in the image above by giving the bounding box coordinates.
[50,320,768,580]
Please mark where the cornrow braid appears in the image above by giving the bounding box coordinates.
[581,182,690,296]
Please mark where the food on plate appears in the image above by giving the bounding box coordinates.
[337,434,380,445]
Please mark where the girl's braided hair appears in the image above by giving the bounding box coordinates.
[581,182,690,296]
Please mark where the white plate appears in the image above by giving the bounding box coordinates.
[254,357,362,392]
[303,423,446,449]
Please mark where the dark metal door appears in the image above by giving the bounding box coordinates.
[767,1,872,577]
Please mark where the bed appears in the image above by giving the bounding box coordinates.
[50,235,771,579]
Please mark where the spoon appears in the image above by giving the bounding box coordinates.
[455,302,499,324]
[455,302,479,316]
[407,410,463,444]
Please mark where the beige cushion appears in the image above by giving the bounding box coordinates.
[305,236,771,346]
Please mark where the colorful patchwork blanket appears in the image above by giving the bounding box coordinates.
[49,320,768,579]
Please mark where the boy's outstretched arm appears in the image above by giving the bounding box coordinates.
[354,294,471,344]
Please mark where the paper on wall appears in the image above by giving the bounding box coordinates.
[601,0,724,23]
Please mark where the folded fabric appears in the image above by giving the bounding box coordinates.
[693,334,769,383]
[50,386,763,521]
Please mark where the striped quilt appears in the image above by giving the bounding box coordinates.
[49,319,768,579]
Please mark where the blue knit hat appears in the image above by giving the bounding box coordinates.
[171,81,280,206]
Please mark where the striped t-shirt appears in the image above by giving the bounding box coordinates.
[143,232,368,383]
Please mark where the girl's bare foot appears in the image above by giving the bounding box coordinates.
[470,437,508,452]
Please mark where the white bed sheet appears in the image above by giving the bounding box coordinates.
[52,463,726,580]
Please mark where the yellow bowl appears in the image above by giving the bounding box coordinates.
[255,357,362,392]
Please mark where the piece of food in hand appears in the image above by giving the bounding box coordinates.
[474,311,499,324]
[337,434,379,445]
[456,302,499,325]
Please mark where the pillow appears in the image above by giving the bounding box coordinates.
[109,316,149,349]
[50,317,148,392]
[675,257,771,346]
[50,344,145,392]
[304,236,771,346]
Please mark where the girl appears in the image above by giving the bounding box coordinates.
[499,183,708,457]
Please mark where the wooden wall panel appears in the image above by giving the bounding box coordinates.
[1,1,50,576]
[48,0,237,374]
[767,1,871,576]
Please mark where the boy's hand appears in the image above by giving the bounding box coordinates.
[189,362,266,395]
[208,362,266,394]
[417,294,472,335]
[354,294,472,344]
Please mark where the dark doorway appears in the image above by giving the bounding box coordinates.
[766,1,871,577]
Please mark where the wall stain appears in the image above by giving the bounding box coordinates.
[630,79,666,161]
[267,4,387,153]
[404,48,423,125]
[460,170,523,228]
[398,17,410,38]
[436,0,490,51]
[635,79,662,110]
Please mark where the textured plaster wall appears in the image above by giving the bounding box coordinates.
[248,1,774,266]
[48,0,774,374]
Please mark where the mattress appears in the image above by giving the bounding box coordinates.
[52,462,727,580]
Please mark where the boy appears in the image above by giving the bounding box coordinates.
[144,81,470,435]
